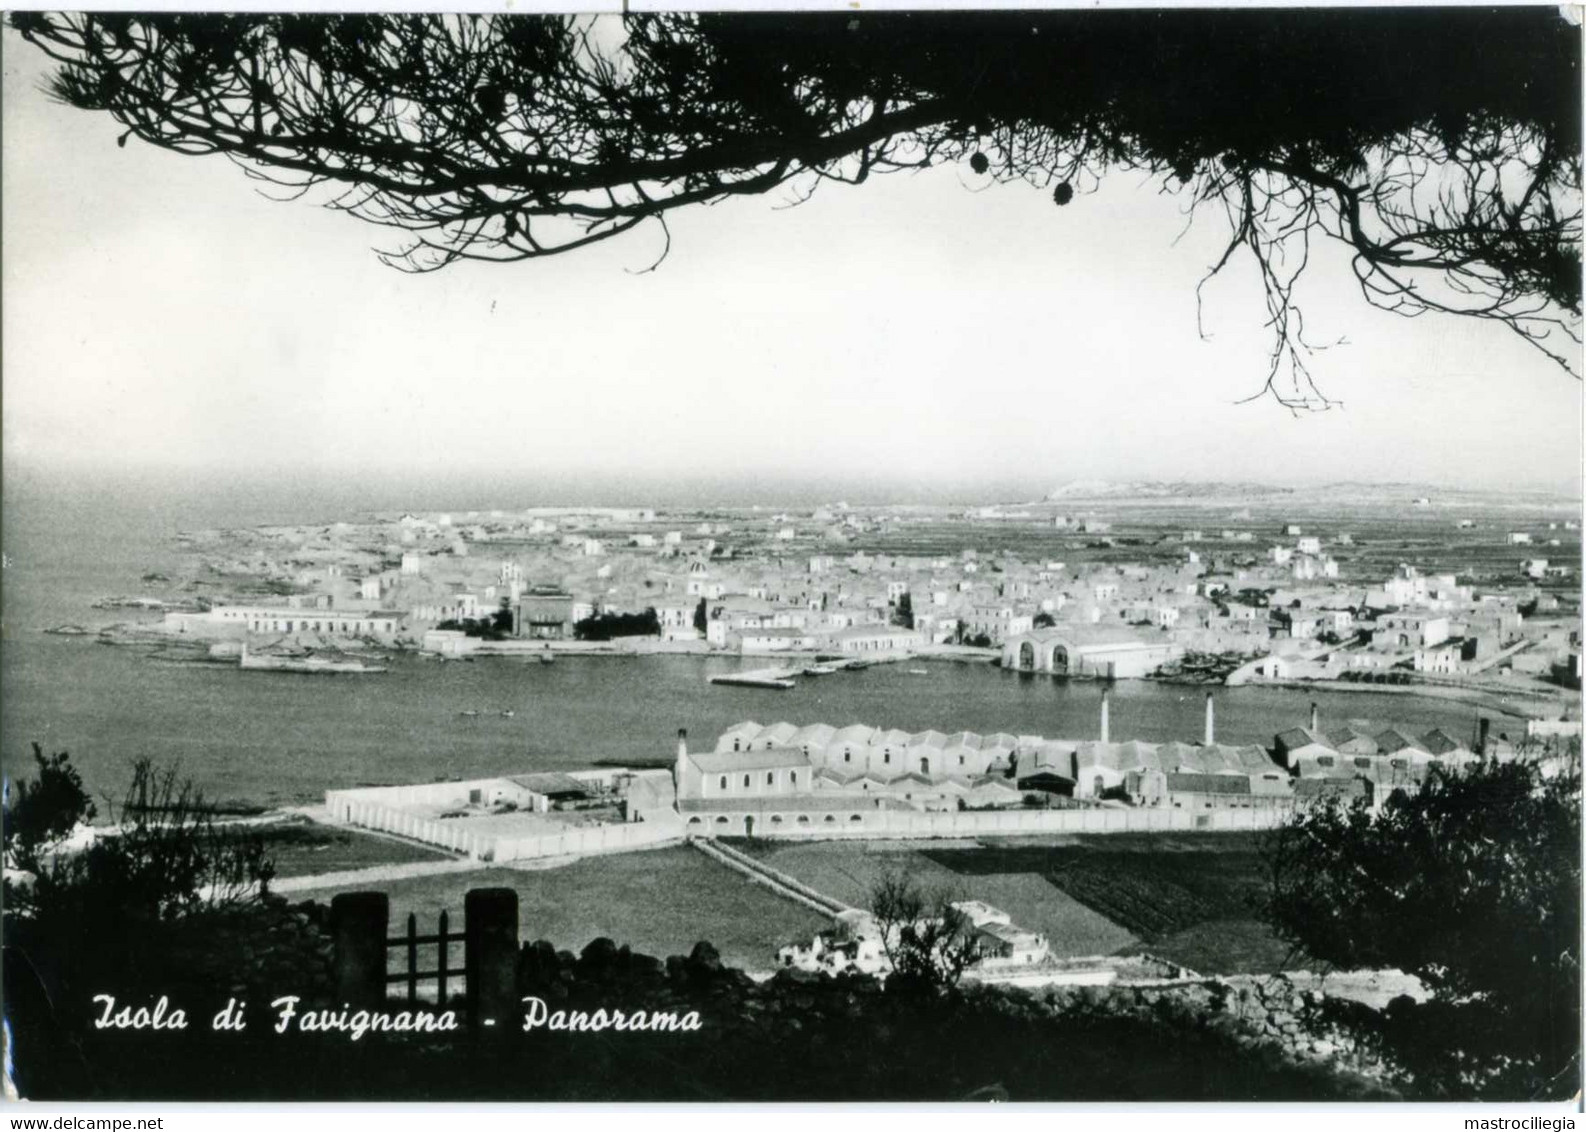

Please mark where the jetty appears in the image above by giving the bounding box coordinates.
[239,643,387,674]
[708,657,882,689]
[709,667,799,690]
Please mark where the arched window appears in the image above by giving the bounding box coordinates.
[849,814,862,822]
[920,757,930,775]
[743,774,751,788]
[734,739,741,751]
[790,771,798,787]
[765,772,774,786]
[719,776,727,791]
[844,752,851,763]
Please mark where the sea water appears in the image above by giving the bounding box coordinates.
[1,465,1490,809]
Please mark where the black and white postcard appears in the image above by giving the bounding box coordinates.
[2,4,1581,1107]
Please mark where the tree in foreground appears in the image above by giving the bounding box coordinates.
[868,866,979,992]
[2,743,97,878]
[11,10,1582,405]
[1263,754,1581,1098]
[5,752,276,1002]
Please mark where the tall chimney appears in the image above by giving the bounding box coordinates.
[1477,718,1490,755]
[1309,702,1319,734]
[1204,693,1215,746]
[674,728,689,789]
[1100,689,1111,744]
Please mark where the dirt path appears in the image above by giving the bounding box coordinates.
[690,837,852,918]
[272,857,487,895]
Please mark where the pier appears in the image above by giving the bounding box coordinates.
[708,667,801,689]
[707,657,886,690]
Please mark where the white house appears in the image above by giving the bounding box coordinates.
[826,626,925,654]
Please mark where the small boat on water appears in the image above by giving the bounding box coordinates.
[45,624,92,636]
[499,709,515,718]
[907,668,929,675]
[458,709,480,717]
[804,664,837,676]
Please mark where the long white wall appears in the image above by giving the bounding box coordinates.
[327,782,1285,864]
[683,804,1287,840]
[490,818,681,862]
[325,785,683,862]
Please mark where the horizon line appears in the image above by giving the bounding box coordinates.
[4,454,1580,508]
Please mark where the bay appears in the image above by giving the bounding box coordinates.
[2,465,1493,809]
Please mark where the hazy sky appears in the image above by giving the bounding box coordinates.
[3,20,1581,501]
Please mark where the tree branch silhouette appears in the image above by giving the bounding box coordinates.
[13,10,1581,402]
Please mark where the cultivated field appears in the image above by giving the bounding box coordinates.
[925,832,1290,974]
[740,832,1289,974]
[737,838,1138,958]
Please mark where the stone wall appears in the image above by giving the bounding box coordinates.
[164,894,339,1005]
[1032,972,1398,1084]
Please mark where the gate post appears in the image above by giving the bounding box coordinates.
[330,891,389,1010]
[465,887,520,1034]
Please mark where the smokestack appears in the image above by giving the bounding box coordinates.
[1310,702,1319,734]
[1204,693,1215,746]
[1100,689,1111,744]
[1478,718,1490,755]
[674,728,689,788]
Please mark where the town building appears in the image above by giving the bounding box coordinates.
[518,590,578,639]
[1002,625,1178,679]
[202,605,405,637]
